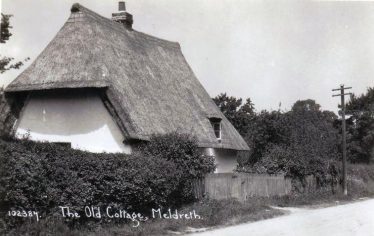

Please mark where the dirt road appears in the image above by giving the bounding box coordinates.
[189,198,374,236]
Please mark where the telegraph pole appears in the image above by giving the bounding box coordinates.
[332,84,352,195]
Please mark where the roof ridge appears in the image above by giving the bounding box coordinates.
[71,3,109,23]
[70,3,180,49]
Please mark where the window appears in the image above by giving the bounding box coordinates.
[209,117,222,140]
[212,122,221,139]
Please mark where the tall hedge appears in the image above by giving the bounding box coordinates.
[0,133,215,229]
[138,132,216,205]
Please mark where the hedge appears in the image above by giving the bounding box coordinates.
[0,133,215,230]
[138,132,216,204]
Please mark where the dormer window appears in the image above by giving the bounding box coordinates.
[209,117,222,140]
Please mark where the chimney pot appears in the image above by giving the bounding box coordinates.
[118,1,126,12]
[112,1,133,30]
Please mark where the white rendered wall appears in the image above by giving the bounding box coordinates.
[204,148,238,173]
[15,90,131,154]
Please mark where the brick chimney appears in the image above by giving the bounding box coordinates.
[112,1,133,30]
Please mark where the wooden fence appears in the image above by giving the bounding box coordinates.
[193,173,292,201]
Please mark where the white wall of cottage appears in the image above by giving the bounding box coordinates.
[203,148,238,173]
[15,91,131,154]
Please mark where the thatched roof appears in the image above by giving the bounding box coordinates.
[5,4,249,151]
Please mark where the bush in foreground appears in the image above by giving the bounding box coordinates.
[139,132,216,205]
[0,139,181,226]
[0,133,215,231]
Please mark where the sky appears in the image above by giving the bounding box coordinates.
[0,0,373,113]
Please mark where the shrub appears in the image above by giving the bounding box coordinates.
[0,133,215,232]
[237,104,340,191]
[347,164,374,194]
[0,138,182,229]
[138,132,216,205]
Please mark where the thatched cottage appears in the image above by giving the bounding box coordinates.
[4,2,249,172]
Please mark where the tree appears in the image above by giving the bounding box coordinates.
[244,110,288,163]
[292,99,321,113]
[345,87,374,163]
[236,99,340,188]
[214,94,341,183]
[212,93,255,135]
[0,13,29,74]
[347,87,374,112]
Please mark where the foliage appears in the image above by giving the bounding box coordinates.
[212,93,255,136]
[291,99,321,112]
[239,102,340,185]
[347,87,374,112]
[345,87,374,163]
[138,132,216,205]
[0,138,180,219]
[0,133,215,230]
[0,88,15,138]
[0,88,7,136]
[347,163,374,194]
[244,110,289,164]
[0,14,12,43]
[213,94,341,185]
[0,13,29,74]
